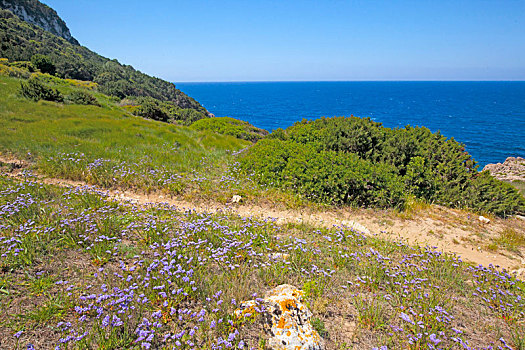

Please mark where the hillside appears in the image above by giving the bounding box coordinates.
[0,4,209,119]
[1,70,525,349]
[0,75,249,189]
[0,0,78,44]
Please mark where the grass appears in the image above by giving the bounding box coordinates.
[493,228,525,253]
[0,75,312,210]
[0,75,249,192]
[0,176,524,349]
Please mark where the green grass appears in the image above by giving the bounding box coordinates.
[0,175,523,349]
[190,116,269,142]
[0,75,249,192]
[493,228,525,253]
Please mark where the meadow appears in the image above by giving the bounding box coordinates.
[1,174,524,349]
[0,75,253,195]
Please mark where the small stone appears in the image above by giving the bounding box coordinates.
[478,215,490,224]
[341,220,371,235]
[268,253,290,261]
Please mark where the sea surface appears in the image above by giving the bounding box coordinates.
[177,81,525,167]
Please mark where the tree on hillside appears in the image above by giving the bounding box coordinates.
[31,53,55,75]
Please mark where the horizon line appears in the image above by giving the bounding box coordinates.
[174,79,525,84]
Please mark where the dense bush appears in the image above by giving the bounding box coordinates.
[240,117,525,216]
[241,139,405,208]
[190,117,269,142]
[0,58,31,78]
[135,100,169,122]
[19,76,63,102]
[465,172,525,217]
[31,53,55,75]
[66,90,99,106]
[130,97,207,125]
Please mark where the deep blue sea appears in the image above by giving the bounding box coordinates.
[177,81,525,167]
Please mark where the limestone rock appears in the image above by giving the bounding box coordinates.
[235,284,325,350]
[483,157,525,182]
[341,220,371,235]
[231,195,242,203]
[478,215,490,224]
[268,252,290,261]
[0,0,79,45]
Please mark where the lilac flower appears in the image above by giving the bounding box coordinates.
[399,312,415,325]
[14,331,23,338]
[429,334,441,345]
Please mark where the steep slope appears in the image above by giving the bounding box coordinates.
[0,0,78,44]
[0,5,210,117]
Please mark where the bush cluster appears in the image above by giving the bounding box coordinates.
[19,76,63,102]
[66,89,99,106]
[130,97,207,125]
[31,53,55,75]
[190,117,269,142]
[240,117,525,216]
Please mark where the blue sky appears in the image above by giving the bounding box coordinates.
[43,0,525,82]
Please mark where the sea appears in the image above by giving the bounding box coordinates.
[176,81,525,167]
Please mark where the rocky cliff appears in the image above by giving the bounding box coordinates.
[0,0,78,44]
[483,157,525,182]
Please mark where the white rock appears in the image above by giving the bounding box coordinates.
[478,215,490,224]
[341,220,371,235]
[235,284,325,350]
[231,195,242,203]
[268,253,290,261]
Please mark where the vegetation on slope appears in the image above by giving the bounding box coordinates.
[239,117,525,217]
[0,0,79,44]
[0,8,209,119]
[0,75,250,193]
[190,117,269,143]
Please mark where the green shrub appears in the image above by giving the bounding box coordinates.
[66,90,99,106]
[19,77,63,102]
[31,54,56,75]
[10,60,36,72]
[465,172,525,217]
[240,117,524,216]
[135,100,169,122]
[190,117,269,142]
[130,97,207,125]
[240,139,405,208]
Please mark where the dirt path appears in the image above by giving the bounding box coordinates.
[1,156,524,275]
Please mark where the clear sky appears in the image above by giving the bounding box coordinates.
[42,0,525,82]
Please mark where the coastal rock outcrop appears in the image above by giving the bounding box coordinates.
[0,0,79,44]
[235,284,325,350]
[483,157,525,183]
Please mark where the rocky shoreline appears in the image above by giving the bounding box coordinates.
[483,156,525,182]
